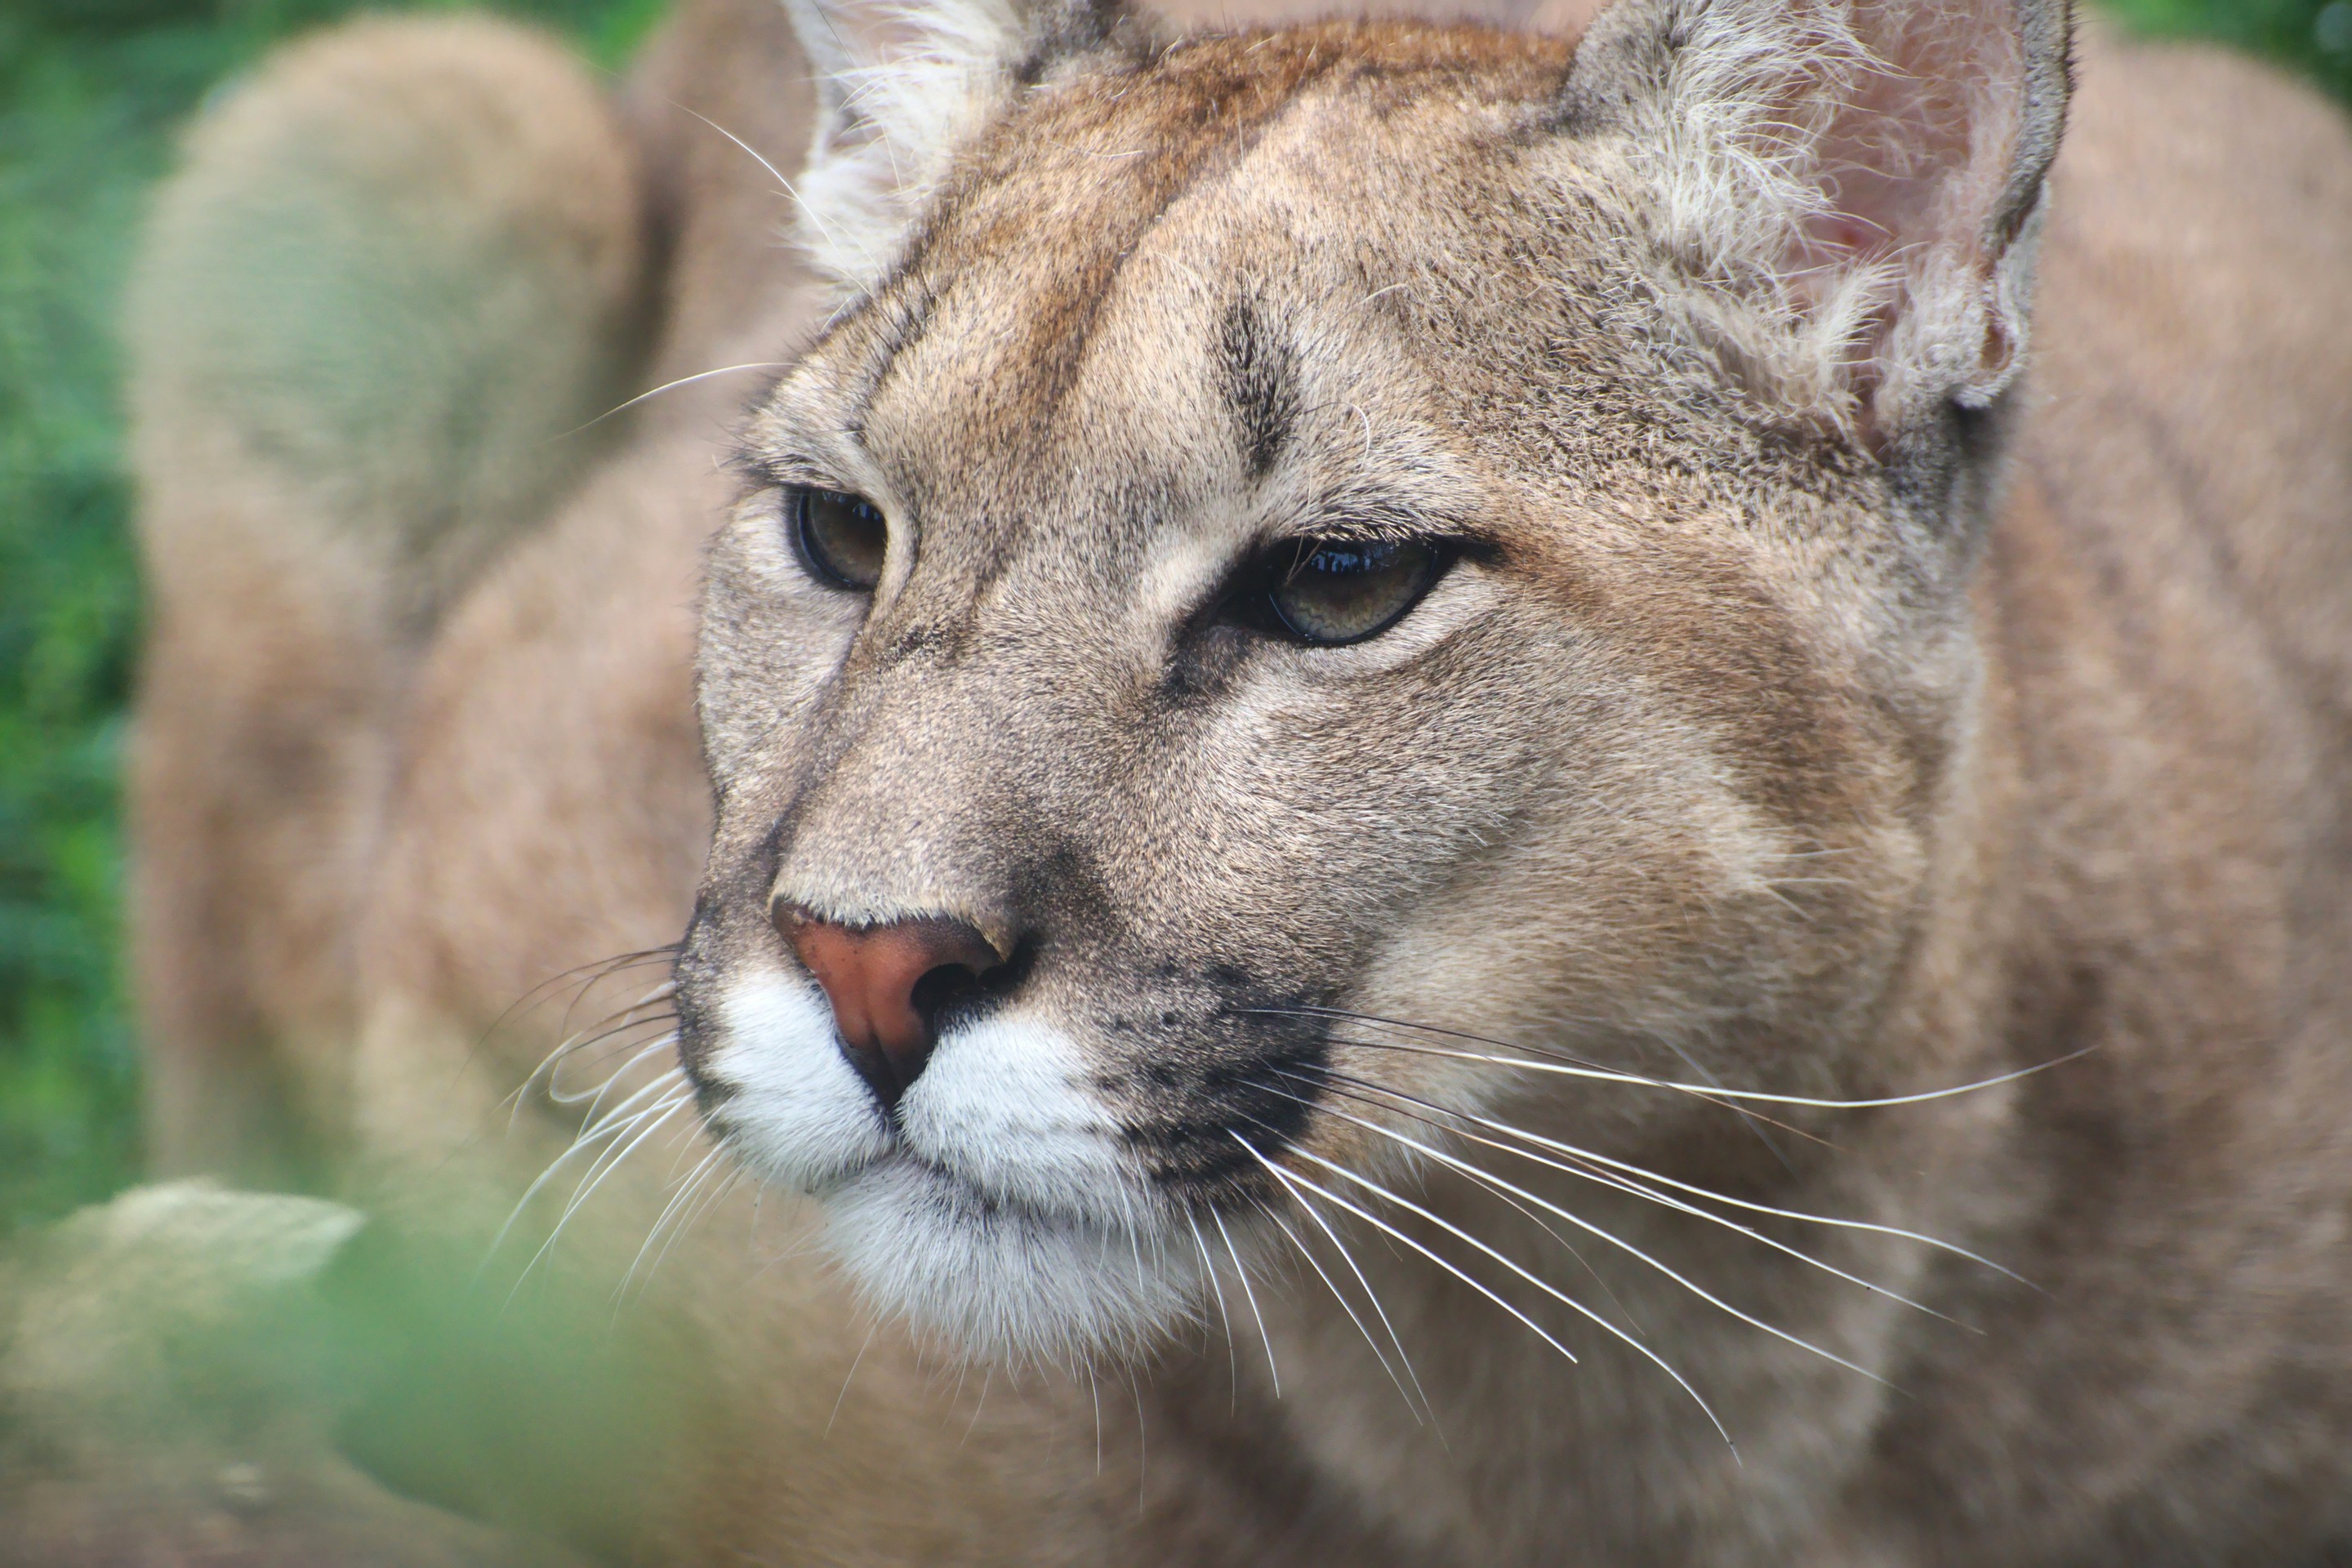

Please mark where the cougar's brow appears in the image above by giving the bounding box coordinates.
[1221,292,1300,481]
[879,46,1340,458]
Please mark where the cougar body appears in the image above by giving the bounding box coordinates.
[121,0,2352,1561]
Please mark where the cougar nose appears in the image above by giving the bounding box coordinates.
[775,907,1003,1107]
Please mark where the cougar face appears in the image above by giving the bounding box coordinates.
[675,1,2063,1361]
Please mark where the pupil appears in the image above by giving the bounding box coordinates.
[797,488,886,590]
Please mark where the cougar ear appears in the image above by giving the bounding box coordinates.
[1568,0,2073,447]
[783,0,1148,290]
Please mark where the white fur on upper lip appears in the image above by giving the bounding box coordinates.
[895,1013,1146,1227]
[707,969,893,1191]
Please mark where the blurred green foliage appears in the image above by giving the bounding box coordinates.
[0,0,2346,1239]
[0,0,659,1236]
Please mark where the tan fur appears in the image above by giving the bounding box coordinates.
[118,0,2352,1563]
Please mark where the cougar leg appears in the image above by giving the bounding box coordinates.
[125,16,653,1183]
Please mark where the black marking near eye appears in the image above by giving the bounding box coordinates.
[1220,295,1301,481]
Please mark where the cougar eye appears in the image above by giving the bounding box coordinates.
[790,486,888,590]
[1253,537,1448,646]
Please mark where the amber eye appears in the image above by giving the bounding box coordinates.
[790,487,888,590]
[1254,537,1448,646]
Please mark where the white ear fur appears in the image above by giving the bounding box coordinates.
[1573,0,2071,441]
[781,0,1122,292]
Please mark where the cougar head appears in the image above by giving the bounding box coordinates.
[674,0,2070,1361]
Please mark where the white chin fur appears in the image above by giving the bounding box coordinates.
[826,1157,1197,1364]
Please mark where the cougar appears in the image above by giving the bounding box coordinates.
[105,0,2352,1560]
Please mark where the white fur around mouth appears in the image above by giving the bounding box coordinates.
[826,1155,1196,1363]
[706,970,1196,1360]
[707,971,894,1192]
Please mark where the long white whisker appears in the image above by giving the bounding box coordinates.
[483,953,677,1094]
[960,1367,992,1446]
[1285,1186,1437,1428]
[553,1030,682,1117]
[1306,1101,1890,1387]
[635,1166,743,1308]
[1320,1031,2092,1110]
[549,363,789,442]
[510,1094,693,1298]
[617,1147,727,1306]
[509,990,676,1122]
[1272,1074,1653,1338]
[542,993,680,1094]
[547,1088,694,1238]
[1313,1068,2023,1286]
[483,1067,687,1269]
[1258,1134,1738,1454]
[575,1063,688,1142]
[1089,1365,1103,1476]
[1211,1207,1281,1399]
[1253,1196,1423,1424]
[826,1323,879,1439]
[1279,1071,1967,1324]
[1185,1210,1239,1409]
[1238,1138,1588,1379]
[669,100,848,254]
[547,969,676,1050]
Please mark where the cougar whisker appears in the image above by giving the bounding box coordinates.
[1253,1131,1739,1453]
[1272,1068,1963,1325]
[484,1061,687,1269]
[1211,1205,1281,1399]
[549,969,679,1057]
[502,981,678,1124]
[825,1323,880,1441]
[479,947,678,1065]
[1261,1006,1813,1141]
[669,98,853,257]
[1333,1106,1655,1340]
[549,362,792,443]
[511,1089,696,1298]
[1303,1097,1893,1385]
[511,991,678,1113]
[568,1054,688,1148]
[1281,1181,1436,1425]
[1303,1065,2026,1286]
[528,1085,694,1240]
[554,1030,686,1121]
[1251,1194,1425,1423]
[1234,1134,1591,1379]
[616,1148,719,1307]
[1269,1070,1646,1336]
[1185,1209,1240,1410]
[619,1152,737,1310]
[959,1367,993,1447]
[1310,1026,2092,1111]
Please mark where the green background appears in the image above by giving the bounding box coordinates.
[2,0,2346,1236]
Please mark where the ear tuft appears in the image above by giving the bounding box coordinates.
[1572,0,2072,445]
[782,0,1147,292]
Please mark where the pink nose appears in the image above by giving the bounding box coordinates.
[774,907,1001,1106]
